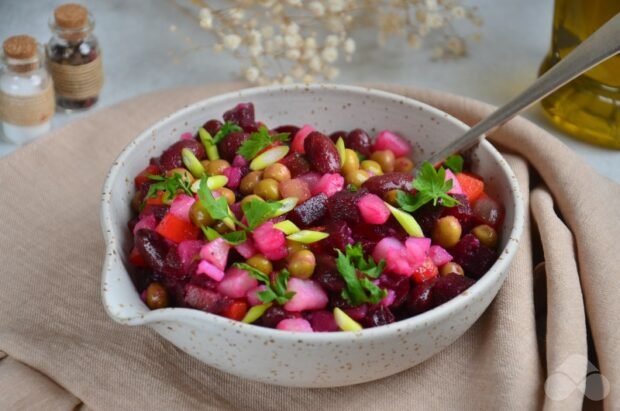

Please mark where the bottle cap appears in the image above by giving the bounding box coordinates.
[54,3,89,29]
[2,35,37,60]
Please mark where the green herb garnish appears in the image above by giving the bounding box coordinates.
[197,176,231,220]
[212,122,243,144]
[237,125,289,160]
[200,226,247,245]
[145,173,192,203]
[396,162,460,213]
[234,263,295,304]
[335,244,387,306]
[241,199,282,230]
[444,154,464,173]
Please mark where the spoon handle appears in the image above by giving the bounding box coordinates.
[419,12,620,170]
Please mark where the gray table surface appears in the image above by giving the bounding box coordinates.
[1,0,618,182]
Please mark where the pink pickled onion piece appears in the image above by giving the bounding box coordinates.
[196,259,225,282]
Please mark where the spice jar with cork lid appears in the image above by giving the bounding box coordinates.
[0,35,55,145]
[47,3,103,111]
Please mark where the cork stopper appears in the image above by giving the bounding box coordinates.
[54,3,89,29]
[3,35,37,60]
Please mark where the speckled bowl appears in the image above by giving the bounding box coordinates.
[101,84,524,387]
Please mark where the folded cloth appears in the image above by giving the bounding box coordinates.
[0,84,618,410]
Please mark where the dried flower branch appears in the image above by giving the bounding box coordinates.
[188,0,482,85]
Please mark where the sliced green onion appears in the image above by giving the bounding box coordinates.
[191,175,229,193]
[286,230,329,244]
[242,303,272,323]
[272,197,298,217]
[249,145,289,171]
[336,137,346,167]
[181,148,206,178]
[206,144,220,161]
[385,202,424,237]
[198,128,220,160]
[273,220,300,235]
[334,307,362,331]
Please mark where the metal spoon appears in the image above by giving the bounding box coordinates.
[418,12,620,171]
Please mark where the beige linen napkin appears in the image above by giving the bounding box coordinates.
[0,84,618,410]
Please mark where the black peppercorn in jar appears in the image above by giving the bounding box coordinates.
[46,3,103,111]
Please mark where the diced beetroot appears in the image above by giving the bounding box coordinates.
[284,278,329,311]
[362,172,413,197]
[279,152,311,177]
[373,237,415,276]
[378,273,410,308]
[223,102,256,131]
[259,306,296,328]
[441,194,476,232]
[451,234,497,279]
[222,166,242,189]
[184,283,228,313]
[218,131,250,161]
[429,245,453,266]
[217,266,259,298]
[327,188,366,224]
[445,169,464,195]
[196,259,226,282]
[246,285,267,306]
[234,237,257,259]
[363,304,395,327]
[304,132,340,174]
[169,194,195,222]
[140,204,169,223]
[312,173,345,197]
[135,229,170,274]
[177,240,204,272]
[345,129,372,157]
[324,220,354,253]
[199,238,230,271]
[432,273,475,305]
[202,119,222,136]
[232,154,248,167]
[473,194,504,228]
[274,124,300,136]
[276,318,314,332]
[278,178,311,204]
[253,221,287,260]
[357,193,390,224]
[314,255,346,293]
[288,193,328,228]
[411,257,439,284]
[291,124,315,153]
[133,214,157,235]
[309,310,339,332]
[407,278,437,315]
[373,130,411,157]
[343,304,368,321]
[159,140,206,171]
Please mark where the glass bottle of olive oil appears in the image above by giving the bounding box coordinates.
[540,1,620,149]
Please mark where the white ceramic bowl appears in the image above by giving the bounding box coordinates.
[101,84,524,387]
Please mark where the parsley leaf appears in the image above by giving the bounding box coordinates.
[444,154,464,173]
[233,263,295,305]
[241,199,282,230]
[237,126,290,160]
[396,162,460,213]
[145,173,192,203]
[212,122,243,144]
[335,244,387,306]
[196,176,231,220]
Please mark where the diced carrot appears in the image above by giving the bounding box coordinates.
[455,172,485,203]
[135,165,160,189]
[156,213,200,243]
[145,191,165,206]
[128,246,147,267]
[411,257,438,284]
[222,300,248,321]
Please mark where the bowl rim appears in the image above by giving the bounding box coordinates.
[100,83,524,341]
